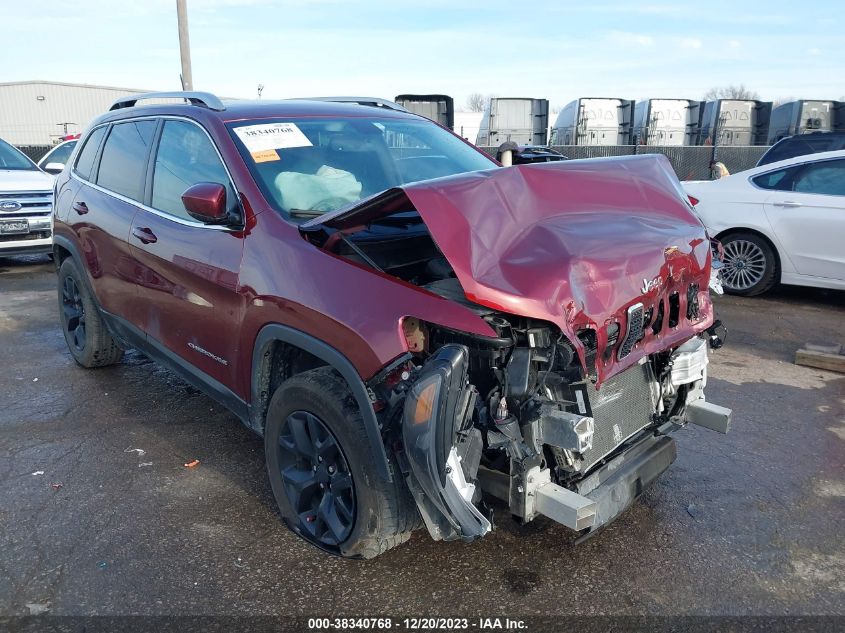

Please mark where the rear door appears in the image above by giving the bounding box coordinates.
[762,157,845,280]
[70,120,156,327]
[128,118,246,389]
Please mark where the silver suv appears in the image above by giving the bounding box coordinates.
[0,138,54,256]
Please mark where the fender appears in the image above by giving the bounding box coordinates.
[250,323,393,482]
[53,234,112,330]
[53,233,85,273]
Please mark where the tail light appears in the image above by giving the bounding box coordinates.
[688,195,699,206]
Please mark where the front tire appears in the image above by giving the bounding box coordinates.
[719,232,777,296]
[57,258,124,368]
[264,367,419,558]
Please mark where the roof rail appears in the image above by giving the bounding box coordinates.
[109,91,226,112]
[293,96,409,113]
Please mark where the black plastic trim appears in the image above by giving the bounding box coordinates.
[100,309,250,423]
[575,434,676,541]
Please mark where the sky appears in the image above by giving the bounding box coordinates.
[2,0,843,109]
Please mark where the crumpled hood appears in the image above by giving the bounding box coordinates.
[311,154,714,385]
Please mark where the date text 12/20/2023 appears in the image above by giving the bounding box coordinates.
[307,617,529,630]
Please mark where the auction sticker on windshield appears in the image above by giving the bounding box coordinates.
[234,122,313,162]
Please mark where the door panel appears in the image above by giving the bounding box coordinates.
[71,185,140,320]
[763,159,845,281]
[129,118,246,390]
[129,213,245,387]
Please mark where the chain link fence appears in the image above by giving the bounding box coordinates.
[479,144,769,181]
[634,145,714,181]
[713,145,768,174]
[549,145,637,160]
[16,145,52,162]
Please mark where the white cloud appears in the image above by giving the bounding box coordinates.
[729,40,741,48]
[808,47,823,55]
[677,37,703,49]
[607,31,655,47]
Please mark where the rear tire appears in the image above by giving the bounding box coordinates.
[264,367,419,558]
[57,258,124,368]
[719,232,777,296]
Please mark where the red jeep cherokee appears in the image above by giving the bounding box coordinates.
[52,92,730,558]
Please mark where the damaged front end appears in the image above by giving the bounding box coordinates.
[304,155,733,542]
[385,317,730,542]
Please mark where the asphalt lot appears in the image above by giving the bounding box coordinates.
[1,254,843,617]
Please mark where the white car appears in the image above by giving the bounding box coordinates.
[0,137,55,257]
[683,150,845,296]
[37,139,78,175]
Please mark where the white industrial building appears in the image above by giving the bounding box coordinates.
[0,80,151,146]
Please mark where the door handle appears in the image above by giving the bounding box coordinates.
[72,201,88,215]
[773,201,802,208]
[132,227,157,244]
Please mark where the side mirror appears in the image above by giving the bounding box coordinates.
[43,162,65,175]
[181,182,228,224]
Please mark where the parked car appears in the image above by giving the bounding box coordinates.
[0,137,55,257]
[38,139,78,175]
[495,143,567,164]
[757,132,845,166]
[53,91,730,558]
[683,150,845,295]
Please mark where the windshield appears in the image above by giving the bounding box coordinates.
[227,117,496,217]
[0,139,37,171]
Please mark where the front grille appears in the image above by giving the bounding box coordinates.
[0,191,51,199]
[0,191,53,216]
[617,303,644,359]
[553,362,656,473]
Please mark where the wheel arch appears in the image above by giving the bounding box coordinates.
[250,323,393,482]
[715,227,782,281]
[53,234,86,273]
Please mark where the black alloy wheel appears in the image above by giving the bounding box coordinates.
[277,410,356,547]
[61,275,86,352]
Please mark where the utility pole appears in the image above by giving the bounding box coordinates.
[176,0,193,91]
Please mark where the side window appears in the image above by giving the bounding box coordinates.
[793,159,845,196]
[151,120,235,220]
[96,121,157,200]
[751,166,798,191]
[74,127,107,180]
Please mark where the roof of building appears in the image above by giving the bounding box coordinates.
[0,80,152,92]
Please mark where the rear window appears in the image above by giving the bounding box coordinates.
[96,121,157,200]
[759,136,837,166]
[74,128,106,180]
